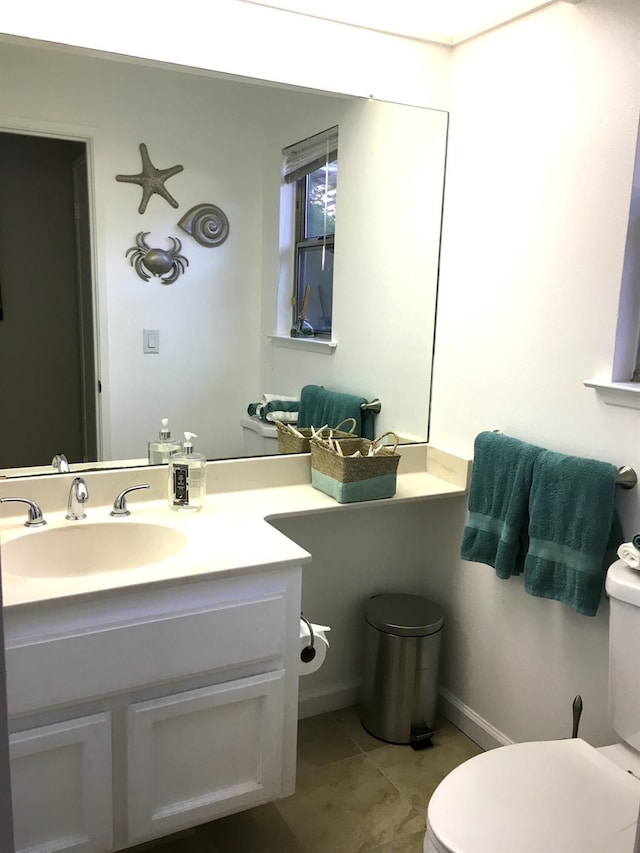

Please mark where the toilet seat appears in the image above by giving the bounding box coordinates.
[426,738,640,853]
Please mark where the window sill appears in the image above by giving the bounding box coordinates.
[269,335,337,354]
[584,378,640,410]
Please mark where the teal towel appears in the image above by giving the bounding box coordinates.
[523,451,623,617]
[297,385,374,439]
[461,432,544,578]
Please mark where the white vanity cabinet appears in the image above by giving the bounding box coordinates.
[9,712,114,853]
[127,670,286,842]
[3,565,302,853]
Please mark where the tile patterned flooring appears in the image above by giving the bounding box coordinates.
[126,706,482,853]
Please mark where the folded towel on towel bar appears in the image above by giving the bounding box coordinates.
[462,431,624,616]
[263,409,299,424]
[247,395,299,423]
[461,431,544,578]
[523,451,623,616]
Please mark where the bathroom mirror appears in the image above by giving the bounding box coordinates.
[0,37,447,476]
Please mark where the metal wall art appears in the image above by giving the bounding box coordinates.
[116,143,184,214]
[126,232,189,284]
[178,203,230,247]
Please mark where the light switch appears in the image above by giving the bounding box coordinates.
[143,328,160,354]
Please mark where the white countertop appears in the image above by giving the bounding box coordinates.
[0,498,310,608]
[0,444,469,609]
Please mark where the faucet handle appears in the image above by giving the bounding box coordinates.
[110,484,150,517]
[0,497,47,528]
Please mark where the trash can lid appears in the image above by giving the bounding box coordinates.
[365,593,444,636]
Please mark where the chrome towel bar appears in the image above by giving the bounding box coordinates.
[490,430,636,489]
[616,466,637,489]
[361,398,381,413]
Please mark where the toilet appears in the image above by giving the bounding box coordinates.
[425,560,640,853]
[240,416,279,455]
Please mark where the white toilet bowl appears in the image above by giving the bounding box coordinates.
[425,738,640,853]
[425,560,640,852]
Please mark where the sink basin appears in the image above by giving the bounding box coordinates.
[2,522,188,578]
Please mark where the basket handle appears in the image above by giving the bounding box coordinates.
[372,432,399,453]
[278,422,304,438]
[333,417,357,435]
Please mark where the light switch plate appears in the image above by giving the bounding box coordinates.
[143,329,160,353]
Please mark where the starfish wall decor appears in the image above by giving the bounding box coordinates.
[116,143,184,214]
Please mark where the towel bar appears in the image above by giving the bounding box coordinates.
[361,398,381,414]
[490,431,636,489]
[616,466,637,489]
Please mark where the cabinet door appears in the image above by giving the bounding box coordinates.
[127,670,285,845]
[10,713,113,853]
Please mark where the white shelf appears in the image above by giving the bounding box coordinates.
[268,335,337,354]
[583,379,640,410]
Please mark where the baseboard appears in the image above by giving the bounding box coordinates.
[297,679,513,751]
[438,686,513,751]
[297,679,362,720]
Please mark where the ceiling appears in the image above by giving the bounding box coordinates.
[239,0,580,45]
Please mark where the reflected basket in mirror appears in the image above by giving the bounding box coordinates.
[276,418,357,454]
[310,432,400,503]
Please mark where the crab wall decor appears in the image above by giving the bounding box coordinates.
[126,232,189,285]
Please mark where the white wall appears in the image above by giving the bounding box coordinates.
[0,2,450,109]
[271,501,456,716]
[430,0,640,746]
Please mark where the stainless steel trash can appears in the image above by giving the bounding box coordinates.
[361,593,444,746]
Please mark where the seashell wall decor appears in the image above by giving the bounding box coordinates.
[178,203,230,247]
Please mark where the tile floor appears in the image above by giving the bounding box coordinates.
[126,706,482,853]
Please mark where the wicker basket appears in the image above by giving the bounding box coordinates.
[310,432,400,503]
[276,418,357,455]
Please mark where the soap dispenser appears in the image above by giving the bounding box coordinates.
[148,418,181,464]
[168,432,206,511]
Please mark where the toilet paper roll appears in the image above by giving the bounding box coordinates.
[299,620,331,676]
[617,542,640,570]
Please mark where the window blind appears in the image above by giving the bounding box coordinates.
[282,125,338,185]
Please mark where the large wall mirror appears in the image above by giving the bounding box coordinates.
[0,36,448,478]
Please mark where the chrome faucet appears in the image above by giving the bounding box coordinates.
[52,453,70,473]
[66,477,89,520]
[0,497,47,527]
[110,483,150,517]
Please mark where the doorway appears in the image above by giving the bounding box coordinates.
[0,132,97,469]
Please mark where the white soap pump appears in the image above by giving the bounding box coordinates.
[168,431,206,511]
[148,417,181,464]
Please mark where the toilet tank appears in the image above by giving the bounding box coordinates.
[605,561,640,752]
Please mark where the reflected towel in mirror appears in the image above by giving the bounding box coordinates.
[298,385,374,439]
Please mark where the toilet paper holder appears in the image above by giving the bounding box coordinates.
[300,614,316,663]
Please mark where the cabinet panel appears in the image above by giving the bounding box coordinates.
[7,592,286,716]
[10,713,112,853]
[127,671,285,844]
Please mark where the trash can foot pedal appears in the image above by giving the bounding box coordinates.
[410,731,435,751]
